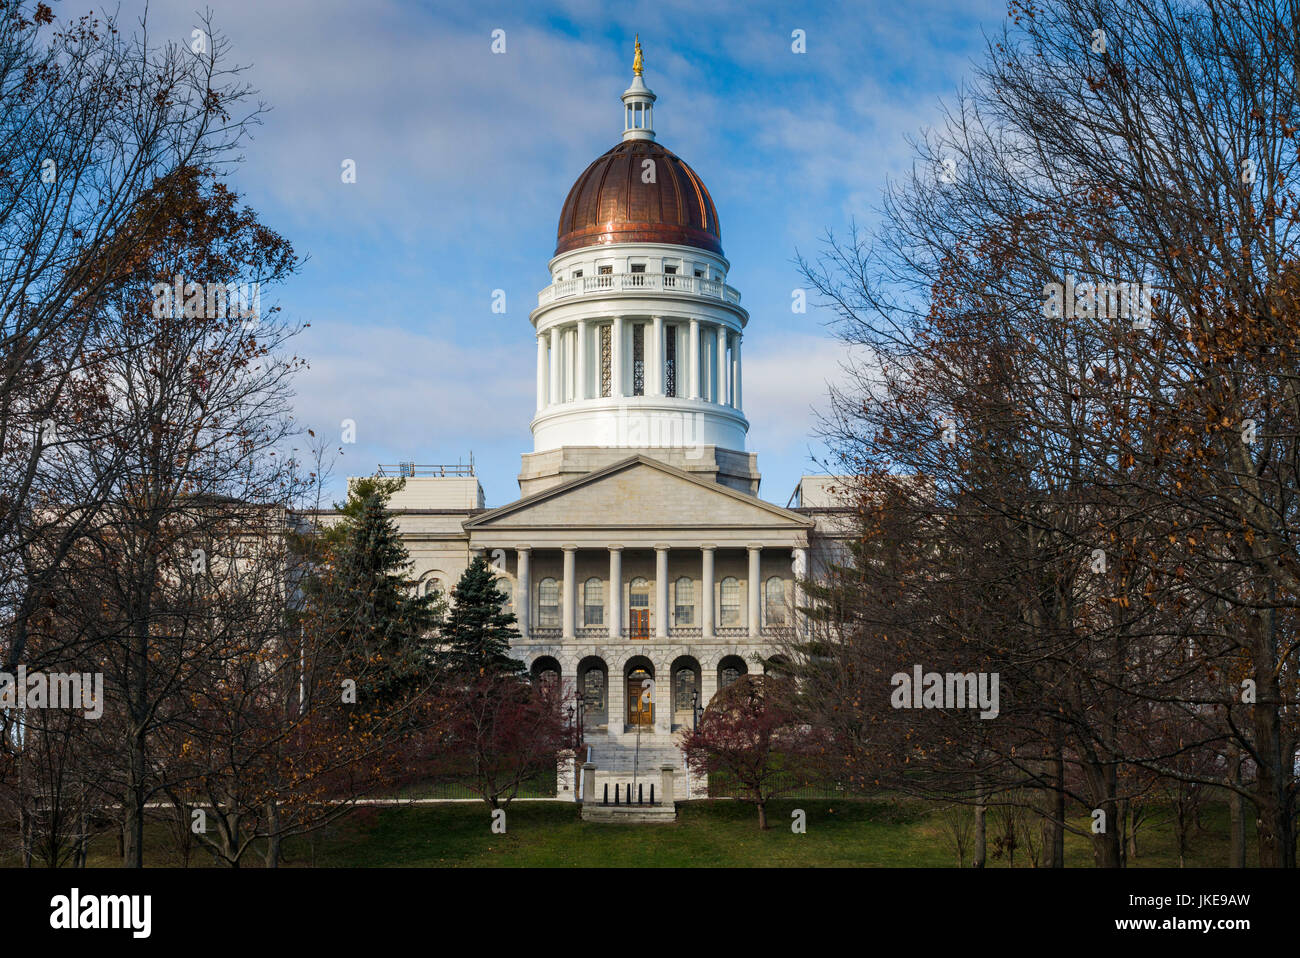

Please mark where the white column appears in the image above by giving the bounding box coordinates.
[747,544,761,638]
[734,334,742,410]
[655,545,669,639]
[549,326,560,405]
[650,315,663,396]
[792,546,808,637]
[608,546,623,640]
[611,316,625,398]
[716,325,728,405]
[536,336,547,411]
[576,319,588,401]
[701,545,715,639]
[688,319,700,400]
[516,547,531,639]
[562,545,577,639]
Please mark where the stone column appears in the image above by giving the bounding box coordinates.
[536,335,547,411]
[611,316,625,399]
[655,545,669,639]
[660,764,676,805]
[562,545,577,640]
[609,660,625,737]
[608,546,623,640]
[688,318,700,399]
[716,325,728,405]
[548,326,560,405]
[516,546,531,640]
[650,315,663,396]
[581,762,596,804]
[576,319,588,401]
[792,546,808,637]
[747,544,761,639]
[734,334,742,410]
[701,545,716,639]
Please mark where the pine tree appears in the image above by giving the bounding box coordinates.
[437,555,525,677]
[305,478,443,703]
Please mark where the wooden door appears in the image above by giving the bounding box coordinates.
[630,608,650,639]
[627,674,654,726]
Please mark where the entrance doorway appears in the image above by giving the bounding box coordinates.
[626,666,654,726]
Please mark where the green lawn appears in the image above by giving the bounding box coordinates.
[14,796,1256,867]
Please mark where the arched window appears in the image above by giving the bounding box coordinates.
[674,576,695,625]
[720,576,741,626]
[764,576,786,626]
[423,575,443,597]
[538,577,559,627]
[629,577,650,639]
[583,577,604,626]
[718,654,748,691]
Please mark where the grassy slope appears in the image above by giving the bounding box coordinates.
[7,798,1258,868]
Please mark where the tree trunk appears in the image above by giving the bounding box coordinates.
[1249,611,1293,867]
[973,791,987,868]
[756,801,768,830]
[1228,749,1246,868]
[265,800,281,868]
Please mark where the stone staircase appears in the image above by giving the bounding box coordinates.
[580,732,699,801]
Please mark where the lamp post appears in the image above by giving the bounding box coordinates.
[691,688,701,730]
[575,690,586,753]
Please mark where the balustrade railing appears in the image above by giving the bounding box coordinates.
[538,272,742,306]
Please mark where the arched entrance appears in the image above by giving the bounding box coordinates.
[530,655,561,690]
[577,656,608,729]
[670,655,701,729]
[716,654,748,697]
[624,655,655,727]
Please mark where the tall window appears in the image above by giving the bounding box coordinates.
[538,577,559,628]
[632,323,645,395]
[600,324,611,397]
[665,326,677,397]
[583,577,604,626]
[674,576,694,625]
[674,668,697,713]
[583,668,606,712]
[720,576,741,626]
[498,578,514,612]
[764,576,786,626]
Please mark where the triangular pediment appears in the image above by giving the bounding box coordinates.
[464,455,812,531]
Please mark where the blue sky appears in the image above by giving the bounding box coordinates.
[120,0,1006,506]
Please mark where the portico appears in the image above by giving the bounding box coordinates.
[464,454,812,744]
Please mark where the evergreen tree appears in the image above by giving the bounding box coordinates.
[436,555,525,677]
[303,478,444,703]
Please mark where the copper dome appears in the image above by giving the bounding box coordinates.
[555,140,722,256]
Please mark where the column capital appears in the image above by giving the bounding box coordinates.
[515,545,532,554]
[607,543,625,552]
[654,543,671,552]
[562,543,578,553]
[746,543,763,552]
[700,543,717,552]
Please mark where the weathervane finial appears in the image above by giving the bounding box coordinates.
[633,35,644,76]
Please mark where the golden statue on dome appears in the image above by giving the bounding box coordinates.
[633,35,644,76]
